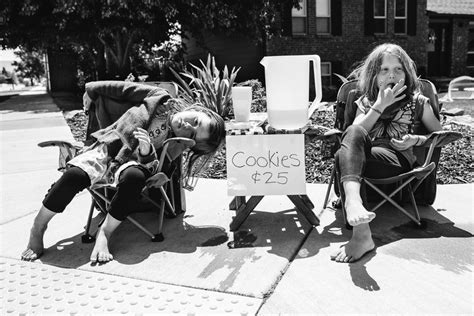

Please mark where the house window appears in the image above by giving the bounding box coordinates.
[468,22,474,68]
[373,0,386,34]
[321,62,332,86]
[292,0,307,35]
[315,0,331,34]
[394,0,407,34]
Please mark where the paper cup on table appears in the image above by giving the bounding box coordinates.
[232,86,252,122]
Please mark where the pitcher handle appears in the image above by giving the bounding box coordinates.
[308,55,323,118]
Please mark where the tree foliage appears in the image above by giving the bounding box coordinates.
[170,0,300,43]
[0,0,175,79]
[12,47,45,85]
[0,0,300,80]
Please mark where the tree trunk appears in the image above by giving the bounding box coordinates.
[95,44,106,80]
[99,28,135,80]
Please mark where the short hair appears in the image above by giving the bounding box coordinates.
[349,43,419,101]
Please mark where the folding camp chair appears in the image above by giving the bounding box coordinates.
[319,79,463,226]
[38,81,195,242]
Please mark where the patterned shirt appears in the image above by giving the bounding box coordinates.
[355,95,423,165]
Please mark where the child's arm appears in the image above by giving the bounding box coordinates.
[421,99,442,132]
[353,79,407,132]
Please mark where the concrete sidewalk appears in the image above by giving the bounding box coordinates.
[1,89,473,315]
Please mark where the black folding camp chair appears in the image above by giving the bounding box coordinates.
[318,79,463,226]
[38,81,195,242]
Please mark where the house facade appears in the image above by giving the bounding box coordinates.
[183,0,474,92]
[426,0,474,77]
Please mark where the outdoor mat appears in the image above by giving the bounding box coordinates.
[0,180,328,298]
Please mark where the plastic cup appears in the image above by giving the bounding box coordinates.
[232,87,252,122]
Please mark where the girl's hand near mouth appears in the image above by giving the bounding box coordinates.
[374,79,407,114]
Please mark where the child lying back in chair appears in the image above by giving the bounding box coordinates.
[21,80,225,263]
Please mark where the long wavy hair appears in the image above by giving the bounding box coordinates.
[348,43,420,102]
[166,99,226,186]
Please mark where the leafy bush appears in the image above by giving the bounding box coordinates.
[170,54,240,118]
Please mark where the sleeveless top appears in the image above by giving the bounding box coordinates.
[355,93,427,165]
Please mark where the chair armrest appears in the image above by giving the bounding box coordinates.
[313,128,343,142]
[418,130,463,148]
[38,140,84,150]
[415,130,463,167]
[366,162,436,184]
[163,137,196,148]
[38,140,84,171]
[163,137,196,161]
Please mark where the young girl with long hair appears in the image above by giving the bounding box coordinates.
[21,81,225,263]
[331,43,442,263]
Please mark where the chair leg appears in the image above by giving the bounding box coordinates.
[159,186,176,217]
[368,177,415,212]
[365,180,421,225]
[323,168,336,209]
[169,180,176,211]
[82,198,97,244]
[152,200,166,242]
[229,196,246,210]
[126,215,156,239]
[140,194,166,242]
[337,181,352,230]
[407,183,421,223]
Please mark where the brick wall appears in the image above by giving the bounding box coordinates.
[267,0,428,80]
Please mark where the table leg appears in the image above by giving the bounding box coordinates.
[229,196,246,210]
[287,195,319,226]
[299,194,314,209]
[230,196,264,231]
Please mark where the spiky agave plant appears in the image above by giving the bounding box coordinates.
[170,54,240,118]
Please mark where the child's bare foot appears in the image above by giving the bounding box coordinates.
[345,199,376,226]
[330,234,375,263]
[21,224,47,261]
[90,229,113,263]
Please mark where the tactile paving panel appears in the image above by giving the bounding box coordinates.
[0,257,261,314]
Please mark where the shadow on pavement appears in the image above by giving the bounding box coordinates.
[0,93,59,113]
[305,204,473,290]
[38,212,230,268]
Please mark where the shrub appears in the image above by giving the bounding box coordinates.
[170,54,240,119]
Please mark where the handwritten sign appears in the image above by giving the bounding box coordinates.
[226,134,306,196]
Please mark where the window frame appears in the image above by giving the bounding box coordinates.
[315,0,331,35]
[292,0,308,35]
[321,61,332,86]
[394,0,407,35]
[373,0,387,34]
[468,22,474,68]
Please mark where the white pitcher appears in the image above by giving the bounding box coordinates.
[260,55,322,130]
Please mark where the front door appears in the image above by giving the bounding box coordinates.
[427,21,452,76]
